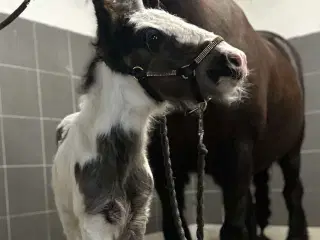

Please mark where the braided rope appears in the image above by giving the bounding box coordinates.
[196,106,208,240]
[160,116,187,240]
[160,103,208,240]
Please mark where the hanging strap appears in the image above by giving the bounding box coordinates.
[0,0,31,31]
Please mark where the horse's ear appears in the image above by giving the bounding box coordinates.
[92,0,144,44]
[93,0,144,21]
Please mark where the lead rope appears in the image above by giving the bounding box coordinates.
[160,116,187,240]
[0,0,31,31]
[196,103,208,240]
[161,102,209,240]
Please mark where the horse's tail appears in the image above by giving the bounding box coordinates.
[257,30,305,96]
[253,169,271,236]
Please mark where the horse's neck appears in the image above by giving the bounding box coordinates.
[78,63,155,155]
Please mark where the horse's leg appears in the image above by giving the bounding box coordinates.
[155,171,192,240]
[278,150,308,240]
[218,139,253,240]
[253,169,271,240]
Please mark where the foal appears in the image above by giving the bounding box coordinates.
[52,0,248,239]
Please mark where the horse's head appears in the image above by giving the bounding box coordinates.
[92,0,249,107]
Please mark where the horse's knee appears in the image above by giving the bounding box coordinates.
[282,180,303,202]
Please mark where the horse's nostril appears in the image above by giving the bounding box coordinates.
[226,53,242,68]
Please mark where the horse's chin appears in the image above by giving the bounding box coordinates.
[217,77,249,104]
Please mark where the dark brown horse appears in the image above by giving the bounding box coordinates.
[145,0,307,240]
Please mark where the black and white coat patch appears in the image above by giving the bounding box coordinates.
[52,62,156,240]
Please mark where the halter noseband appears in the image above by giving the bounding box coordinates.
[131,36,225,102]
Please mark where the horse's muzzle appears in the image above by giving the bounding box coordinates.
[206,50,248,83]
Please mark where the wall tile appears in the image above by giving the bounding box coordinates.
[203,175,220,191]
[304,72,320,113]
[290,32,320,74]
[146,196,160,233]
[70,32,94,77]
[11,214,48,240]
[3,118,42,165]
[0,219,8,240]
[0,14,36,68]
[46,167,56,211]
[270,153,320,192]
[300,152,320,191]
[203,192,222,224]
[268,190,320,226]
[72,76,81,111]
[7,168,45,214]
[0,169,6,217]
[186,174,196,191]
[48,213,65,240]
[146,219,160,234]
[304,191,320,226]
[302,113,320,150]
[153,194,162,227]
[269,192,288,226]
[270,164,283,190]
[40,73,73,119]
[184,193,196,225]
[43,120,58,164]
[35,23,70,74]
[0,67,39,117]
[0,118,3,165]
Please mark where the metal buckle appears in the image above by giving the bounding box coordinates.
[132,66,145,79]
[179,64,196,79]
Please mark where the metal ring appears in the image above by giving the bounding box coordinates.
[132,66,144,72]
[181,69,196,80]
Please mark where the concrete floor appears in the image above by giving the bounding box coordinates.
[145,224,320,240]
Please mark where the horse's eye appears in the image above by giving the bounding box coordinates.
[145,28,163,52]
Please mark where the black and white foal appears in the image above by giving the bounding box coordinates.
[52,0,248,239]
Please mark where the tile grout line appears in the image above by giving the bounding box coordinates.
[0,62,82,79]
[0,87,12,240]
[0,114,61,121]
[10,210,57,219]
[304,70,320,77]
[1,58,319,79]
[0,164,53,169]
[32,23,51,240]
[305,110,320,116]
[0,210,57,220]
[67,32,77,113]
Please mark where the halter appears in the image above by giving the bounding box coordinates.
[131,36,225,102]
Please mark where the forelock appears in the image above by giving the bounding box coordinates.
[128,9,217,45]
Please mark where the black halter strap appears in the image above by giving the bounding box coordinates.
[130,36,224,102]
[0,0,31,31]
